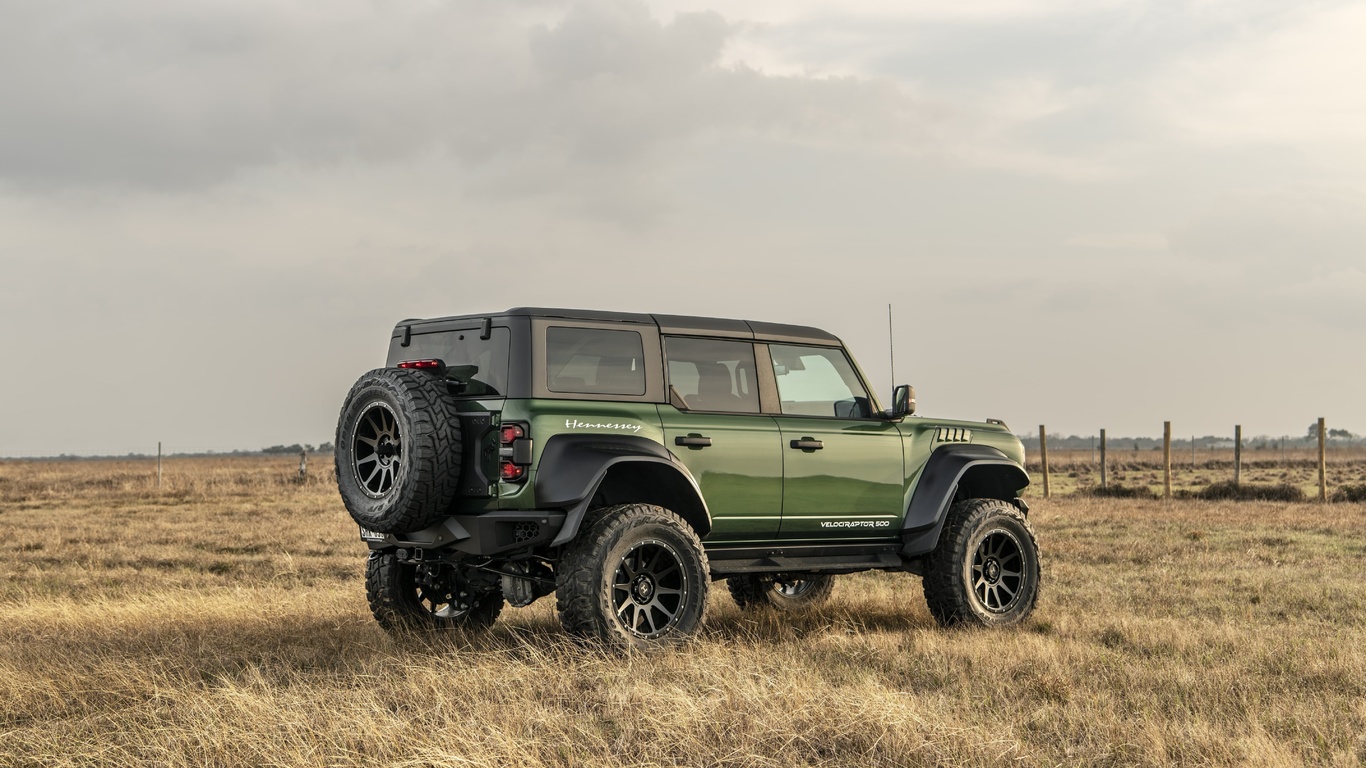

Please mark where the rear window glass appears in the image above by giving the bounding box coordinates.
[387,327,510,397]
[546,327,646,395]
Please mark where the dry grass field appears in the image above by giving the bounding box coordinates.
[2,456,1364,767]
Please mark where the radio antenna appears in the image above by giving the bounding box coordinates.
[887,303,896,394]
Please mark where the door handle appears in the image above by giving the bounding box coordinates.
[790,438,824,450]
[675,435,713,447]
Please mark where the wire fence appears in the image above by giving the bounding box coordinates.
[1028,420,1366,502]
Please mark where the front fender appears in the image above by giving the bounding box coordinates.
[901,444,1030,557]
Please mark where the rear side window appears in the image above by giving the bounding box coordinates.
[546,327,646,395]
[664,337,760,414]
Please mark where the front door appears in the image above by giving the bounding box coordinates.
[658,337,783,542]
[764,343,905,540]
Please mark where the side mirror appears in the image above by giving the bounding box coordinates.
[891,384,916,418]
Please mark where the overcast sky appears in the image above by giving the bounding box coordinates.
[2,0,1363,456]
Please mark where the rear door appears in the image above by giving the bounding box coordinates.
[762,343,904,540]
[657,337,783,542]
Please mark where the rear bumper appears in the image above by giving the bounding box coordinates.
[360,510,567,556]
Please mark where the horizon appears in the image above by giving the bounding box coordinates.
[5,427,1361,462]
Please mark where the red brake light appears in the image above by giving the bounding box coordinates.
[499,423,530,482]
[398,359,444,370]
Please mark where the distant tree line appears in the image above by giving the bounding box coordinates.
[1311,424,1356,440]
[1020,429,1361,452]
[260,443,334,455]
[8,443,338,460]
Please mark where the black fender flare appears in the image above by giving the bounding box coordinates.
[900,444,1030,557]
[534,434,712,547]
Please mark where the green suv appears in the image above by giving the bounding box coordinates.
[336,308,1039,647]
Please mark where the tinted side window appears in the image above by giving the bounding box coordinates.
[768,344,872,418]
[546,327,646,395]
[664,337,761,414]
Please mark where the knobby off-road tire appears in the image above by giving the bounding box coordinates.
[365,553,502,634]
[727,574,835,611]
[556,504,709,649]
[923,498,1040,627]
[336,368,462,534]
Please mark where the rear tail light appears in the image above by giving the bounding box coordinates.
[398,359,446,372]
[499,422,532,483]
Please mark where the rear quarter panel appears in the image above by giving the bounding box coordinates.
[496,399,666,509]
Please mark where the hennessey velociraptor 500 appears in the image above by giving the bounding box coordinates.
[336,308,1039,648]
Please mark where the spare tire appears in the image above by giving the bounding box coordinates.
[335,368,463,534]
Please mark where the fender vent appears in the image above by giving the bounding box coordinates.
[935,427,972,443]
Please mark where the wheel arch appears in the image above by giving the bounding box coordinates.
[900,444,1030,557]
[535,434,712,547]
[955,463,1030,507]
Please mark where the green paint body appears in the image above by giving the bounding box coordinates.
[465,398,1025,545]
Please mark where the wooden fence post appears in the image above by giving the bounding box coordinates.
[1234,425,1242,486]
[1318,417,1327,502]
[1039,425,1050,499]
[1099,428,1107,490]
[157,442,162,489]
[1163,422,1172,499]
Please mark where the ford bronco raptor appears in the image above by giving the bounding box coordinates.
[336,308,1038,648]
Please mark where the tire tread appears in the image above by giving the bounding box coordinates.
[365,553,502,634]
[555,503,709,647]
[922,498,1039,627]
[335,368,463,534]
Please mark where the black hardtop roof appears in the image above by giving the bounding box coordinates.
[400,307,841,346]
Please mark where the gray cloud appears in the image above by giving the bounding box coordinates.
[531,2,729,83]
[0,0,934,213]
[0,1,536,187]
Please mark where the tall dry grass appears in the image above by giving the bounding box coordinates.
[1,457,1363,767]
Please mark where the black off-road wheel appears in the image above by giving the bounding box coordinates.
[365,553,502,633]
[922,498,1040,627]
[556,504,709,649]
[335,368,462,534]
[727,574,835,611]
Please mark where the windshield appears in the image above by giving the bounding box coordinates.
[386,326,510,397]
